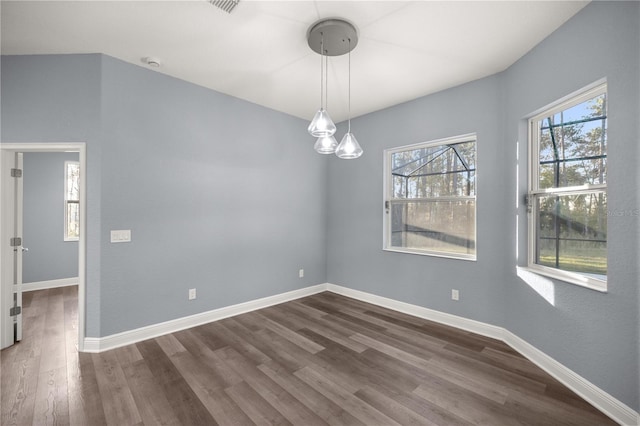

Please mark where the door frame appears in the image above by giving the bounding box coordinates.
[0,143,87,351]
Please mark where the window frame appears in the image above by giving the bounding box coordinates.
[383,133,477,261]
[526,81,607,292]
[64,160,80,242]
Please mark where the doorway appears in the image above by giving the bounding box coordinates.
[0,143,86,351]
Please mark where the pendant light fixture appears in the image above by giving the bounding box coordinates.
[307,19,363,159]
[307,34,336,138]
[314,134,339,154]
[334,37,363,159]
[314,44,338,154]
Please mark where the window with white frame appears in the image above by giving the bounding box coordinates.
[384,134,476,260]
[64,161,80,241]
[527,82,607,291]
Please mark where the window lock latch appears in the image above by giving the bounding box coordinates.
[524,194,532,213]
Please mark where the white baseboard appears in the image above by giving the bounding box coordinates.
[22,277,78,292]
[503,332,639,426]
[82,284,327,353]
[82,282,638,425]
[325,283,639,426]
[325,284,506,340]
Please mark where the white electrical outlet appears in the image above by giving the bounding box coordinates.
[299,269,304,278]
[451,289,460,301]
[188,288,196,300]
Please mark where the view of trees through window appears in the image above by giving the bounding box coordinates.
[65,161,80,241]
[532,91,607,277]
[386,137,476,259]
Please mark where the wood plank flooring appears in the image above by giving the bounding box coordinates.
[1,287,618,425]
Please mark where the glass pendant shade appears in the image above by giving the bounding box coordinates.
[314,135,338,154]
[307,108,336,137]
[335,131,363,159]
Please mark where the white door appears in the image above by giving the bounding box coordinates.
[0,150,24,349]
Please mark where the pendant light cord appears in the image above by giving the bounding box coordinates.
[347,38,352,133]
[320,34,325,110]
[325,44,329,113]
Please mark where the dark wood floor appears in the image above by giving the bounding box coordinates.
[1,287,617,426]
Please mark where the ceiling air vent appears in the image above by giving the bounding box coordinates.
[208,0,240,14]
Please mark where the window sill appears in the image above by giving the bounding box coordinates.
[384,247,476,262]
[518,265,607,293]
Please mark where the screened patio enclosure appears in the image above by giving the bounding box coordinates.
[387,139,476,258]
[532,91,607,278]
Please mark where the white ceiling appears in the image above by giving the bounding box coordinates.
[1,1,589,122]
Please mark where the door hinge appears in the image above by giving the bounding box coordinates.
[10,306,21,316]
[10,237,22,247]
[10,168,22,178]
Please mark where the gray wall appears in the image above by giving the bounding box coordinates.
[23,152,79,283]
[327,1,639,410]
[1,54,103,336]
[506,1,639,411]
[97,56,327,335]
[2,54,328,338]
[327,74,507,326]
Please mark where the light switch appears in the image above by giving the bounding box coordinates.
[110,229,131,243]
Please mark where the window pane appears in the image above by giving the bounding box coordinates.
[64,161,80,241]
[391,141,476,198]
[404,171,475,198]
[390,200,476,256]
[537,93,607,189]
[392,145,448,178]
[66,162,80,200]
[535,192,607,276]
[66,202,80,240]
[393,175,407,198]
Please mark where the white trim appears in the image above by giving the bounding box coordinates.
[519,265,607,293]
[526,81,608,293]
[22,277,78,292]
[528,80,608,123]
[503,332,639,426]
[383,247,477,262]
[81,282,638,425]
[0,151,17,348]
[15,154,24,341]
[326,283,637,426]
[1,143,87,352]
[530,184,607,196]
[385,132,478,155]
[383,133,478,261]
[82,284,327,353]
[325,284,505,340]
